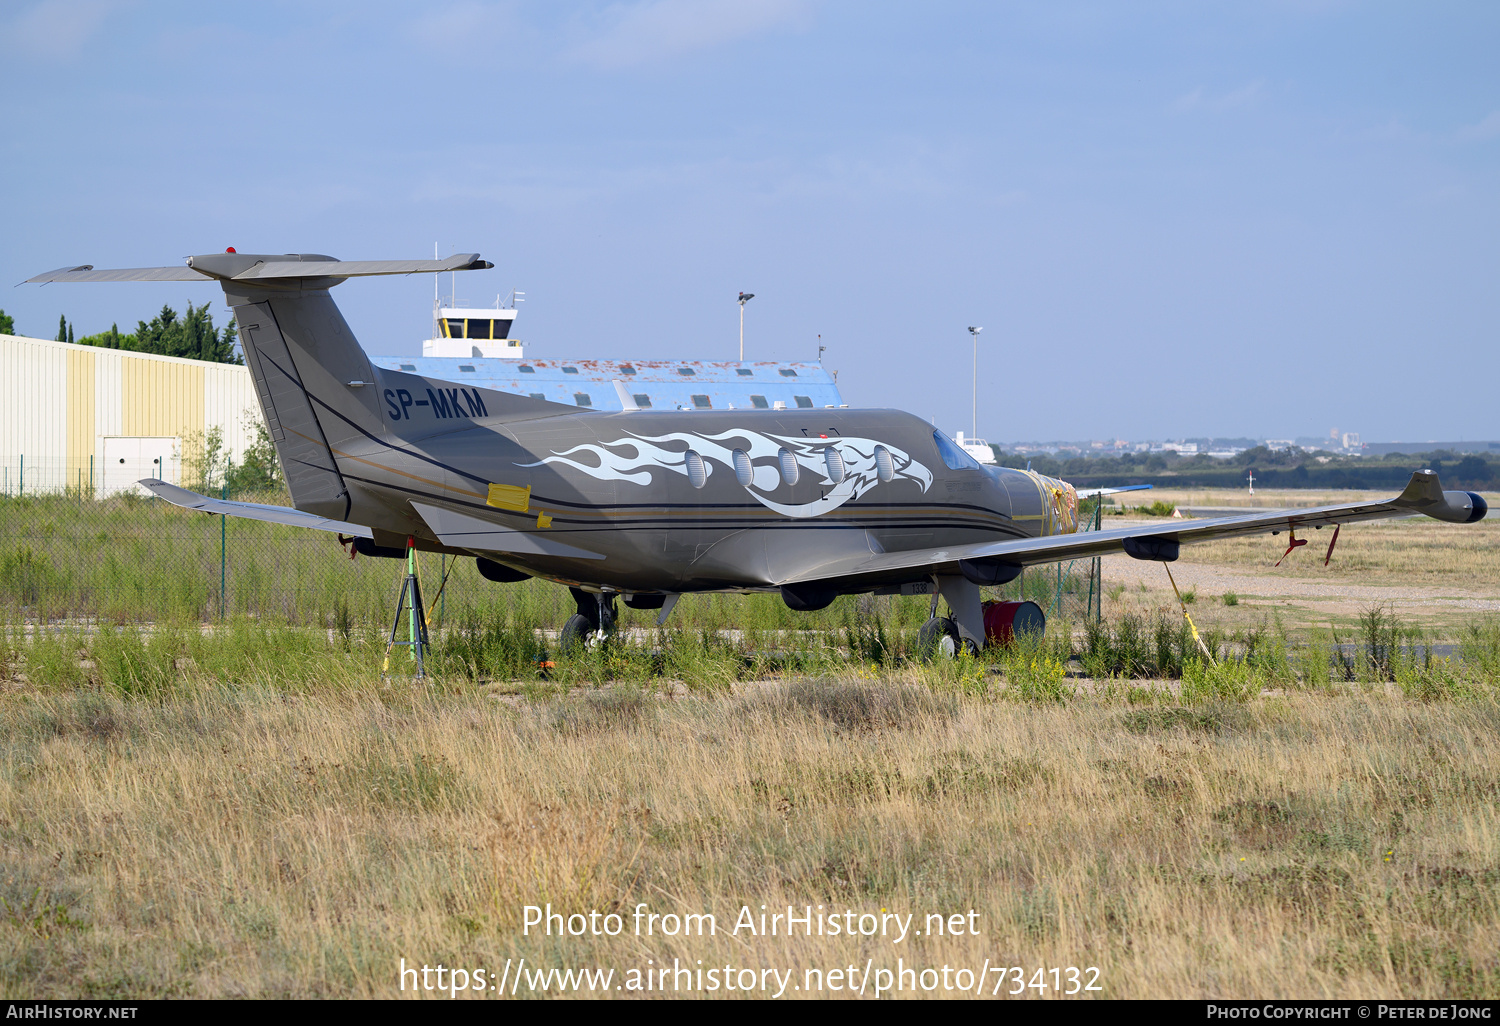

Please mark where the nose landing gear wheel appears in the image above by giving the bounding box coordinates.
[918,616,979,661]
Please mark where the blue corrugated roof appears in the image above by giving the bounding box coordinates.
[366,356,844,411]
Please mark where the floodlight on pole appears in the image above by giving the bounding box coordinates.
[967,326,983,440]
[738,292,754,361]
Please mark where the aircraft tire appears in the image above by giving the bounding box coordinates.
[559,613,599,655]
[918,616,962,661]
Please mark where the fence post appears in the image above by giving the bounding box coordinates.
[89,454,94,500]
[220,480,227,620]
[18,454,22,498]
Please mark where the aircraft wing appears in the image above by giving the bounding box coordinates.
[777,470,1484,591]
[1076,483,1152,496]
[139,479,373,537]
[409,502,606,560]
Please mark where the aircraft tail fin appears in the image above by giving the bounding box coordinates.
[26,251,509,521]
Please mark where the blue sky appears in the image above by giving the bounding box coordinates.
[3,1,1496,442]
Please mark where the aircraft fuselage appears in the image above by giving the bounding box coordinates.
[336,399,1079,596]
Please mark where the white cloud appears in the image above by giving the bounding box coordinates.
[10,0,120,58]
[1457,110,1500,141]
[566,0,812,71]
[1172,80,1265,114]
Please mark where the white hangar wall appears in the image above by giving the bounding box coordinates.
[0,333,258,496]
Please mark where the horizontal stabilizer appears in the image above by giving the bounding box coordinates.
[27,253,493,285]
[27,265,212,283]
[139,479,373,537]
[230,255,492,280]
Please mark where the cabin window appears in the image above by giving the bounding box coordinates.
[732,449,753,487]
[633,394,653,408]
[677,367,696,376]
[574,392,592,407]
[691,394,712,408]
[779,368,798,377]
[933,430,982,471]
[736,368,753,376]
[399,364,416,371]
[518,365,534,373]
[794,396,813,408]
[777,447,799,486]
[619,365,637,375]
[529,393,545,400]
[562,366,579,374]
[458,365,475,373]
[824,446,846,484]
[466,319,493,340]
[684,450,707,489]
[441,318,464,338]
[750,395,769,409]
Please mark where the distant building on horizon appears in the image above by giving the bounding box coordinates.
[368,300,844,412]
[1362,440,1500,456]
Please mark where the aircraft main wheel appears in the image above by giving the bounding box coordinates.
[918,616,961,660]
[559,613,603,655]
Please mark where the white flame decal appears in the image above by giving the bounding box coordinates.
[518,429,932,518]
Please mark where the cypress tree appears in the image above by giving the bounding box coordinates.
[56,314,68,343]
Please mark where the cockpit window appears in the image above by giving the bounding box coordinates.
[933,430,982,471]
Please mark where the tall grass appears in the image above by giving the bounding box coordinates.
[3,682,1498,999]
[0,494,1107,632]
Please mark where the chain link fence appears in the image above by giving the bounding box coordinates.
[0,457,1102,630]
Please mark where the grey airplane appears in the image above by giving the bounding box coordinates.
[28,252,1489,654]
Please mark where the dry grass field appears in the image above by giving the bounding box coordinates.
[1098,489,1500,636]
[2,485,1498,1000]
[2,682,1497,999]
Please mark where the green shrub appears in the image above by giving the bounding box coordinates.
[1179,657,1262,703]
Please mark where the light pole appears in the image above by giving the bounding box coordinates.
[738,292,754,361]
[967,326,982,440]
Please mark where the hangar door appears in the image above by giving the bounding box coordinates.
[102,436,180,497]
